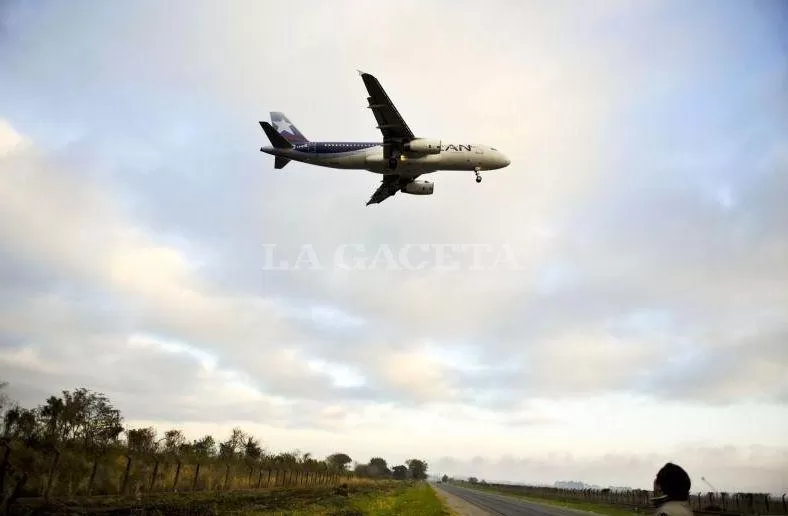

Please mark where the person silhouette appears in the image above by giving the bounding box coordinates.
[652,463,694,516]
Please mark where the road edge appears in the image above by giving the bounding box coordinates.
[431,483,490,516]
[453,484,632,516]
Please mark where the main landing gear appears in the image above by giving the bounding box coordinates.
[474,167,482,183]
[388,155,399,170]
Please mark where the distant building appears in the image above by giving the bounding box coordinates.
[555,481,587,490]
[554,481,633,491]
[609,486,634,492]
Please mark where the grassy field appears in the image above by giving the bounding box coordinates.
[11,480,452,515]
[244,481,452,515]
[459,483,642,516]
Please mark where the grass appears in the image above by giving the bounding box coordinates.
[461,484,642,516]
[243,481,452,515]
[13,480,454,515]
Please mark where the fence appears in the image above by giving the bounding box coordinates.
[454,482,788,515]
[1,442,349,508]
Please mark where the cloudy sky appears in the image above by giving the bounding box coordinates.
[1,0,787,494]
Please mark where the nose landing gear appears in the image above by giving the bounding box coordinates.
[474,167,482,183]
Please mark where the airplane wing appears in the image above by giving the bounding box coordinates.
[366,174,417,206]
[359,71,415,160]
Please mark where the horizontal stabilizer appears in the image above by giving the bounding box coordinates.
[260,121,293,149]
[274,156,290,169]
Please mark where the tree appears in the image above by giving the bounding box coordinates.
[192,435,216,459]
[0,380,431,500]
[441,474,449,483]
[327,453,352,472]
[354,462,369,477]
[392,465,408,480]
[0,380,9,414]
[468,476,479,484]
[368,457,391,478]
[164,429,185,453]
[3,405,39,443]
[405,458,428,480]
[38,396,65,443]
[243,436,262,461]
[126,427,158,456]
[59,388,123,453]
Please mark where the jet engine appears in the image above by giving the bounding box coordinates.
[404,138,442,154]
[401,180,434,195]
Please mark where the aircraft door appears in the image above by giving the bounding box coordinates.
[474,145,483,166]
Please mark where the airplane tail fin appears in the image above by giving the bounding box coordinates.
[260,121,293,149]
[270,112,309,144]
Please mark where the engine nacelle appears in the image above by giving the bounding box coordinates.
[404,138,442,154]
[401,180,434,195]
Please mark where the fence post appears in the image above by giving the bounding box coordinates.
[43,448,61,500]
[172,461,182,492]
[120,455,133,495]
[3,472,28,514]
[87,457,99,496]
[193,463,201,491]
[0,443,9,496]
[149,460,159,492]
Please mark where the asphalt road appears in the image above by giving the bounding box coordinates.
[436,483,590,516]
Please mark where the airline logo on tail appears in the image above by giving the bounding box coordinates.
[270,112,308,144]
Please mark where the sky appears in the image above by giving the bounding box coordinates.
[1,0,787,495]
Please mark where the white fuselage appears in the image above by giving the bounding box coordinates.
[261,142,510,178]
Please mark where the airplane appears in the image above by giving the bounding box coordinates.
[259,71,511,205]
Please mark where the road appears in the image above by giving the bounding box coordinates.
[434,483,593,516]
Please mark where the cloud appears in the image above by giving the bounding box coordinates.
[0,119,30,155]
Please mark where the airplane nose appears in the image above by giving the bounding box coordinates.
[501,155,511,167]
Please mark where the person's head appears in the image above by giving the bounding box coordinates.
[654,462,691,501]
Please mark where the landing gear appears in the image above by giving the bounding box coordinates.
[388,156,398,170]
[474,168,482,183]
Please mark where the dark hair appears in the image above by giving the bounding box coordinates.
[656,462,691,500]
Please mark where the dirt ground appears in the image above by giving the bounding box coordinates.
[432,483,491,516]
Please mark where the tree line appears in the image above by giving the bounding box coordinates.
[0,380,428,507]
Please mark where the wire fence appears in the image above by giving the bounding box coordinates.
[452,482,788,515]
[1,442,351,511]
